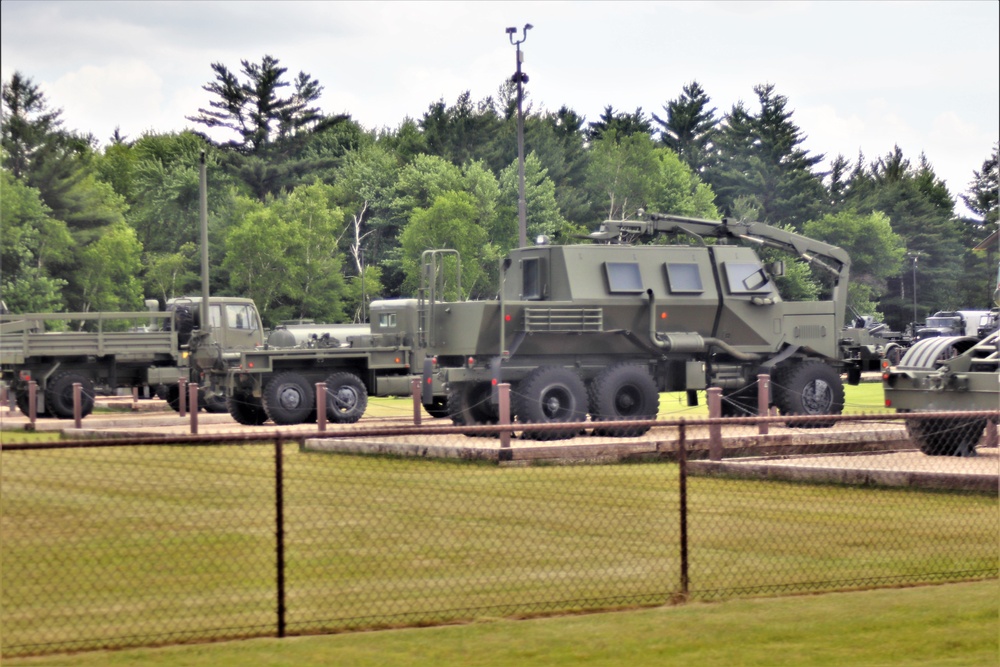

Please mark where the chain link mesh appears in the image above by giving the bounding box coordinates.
[1,398,997,657]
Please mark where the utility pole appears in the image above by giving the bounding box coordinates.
[506,23,532,248]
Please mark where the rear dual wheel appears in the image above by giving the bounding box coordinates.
[262,372,314,425]
[45,372,95,419]
[906,417,986,456]
[588,363,658,437]
[228,392,269,425]
[322,372,368,424]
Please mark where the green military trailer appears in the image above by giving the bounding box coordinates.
[0,296,260,419]
[882,331,998,456]
[418,212,859,439]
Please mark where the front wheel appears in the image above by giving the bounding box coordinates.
[773,360,844,428]
[447,382,499,436]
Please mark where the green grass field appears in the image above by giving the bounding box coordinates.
[6,581,998,667]
[2,438,995,657]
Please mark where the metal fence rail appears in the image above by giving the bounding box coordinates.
[1,412,997,657]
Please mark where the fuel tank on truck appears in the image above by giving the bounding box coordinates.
[266,323,371,349]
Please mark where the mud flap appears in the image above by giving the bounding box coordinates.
[421,358,435,406]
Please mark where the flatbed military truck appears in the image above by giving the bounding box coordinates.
[0,296,260,419]
[417,212,857,439]
[193,298,445,426]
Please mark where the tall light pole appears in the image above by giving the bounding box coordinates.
[506,23,532,248]
[908,253,919,331]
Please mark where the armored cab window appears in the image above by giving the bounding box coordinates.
[665,262,704,293]
[724,263,773,295]
[379,312,397,329]
[605,262,644,293]
[522,257,543,300]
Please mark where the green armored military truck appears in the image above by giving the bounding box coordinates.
[0,296,260,419]
[418,212,856,439]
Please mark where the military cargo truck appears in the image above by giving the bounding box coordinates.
[418,212,856,439]
[193,298,446,426]
[915,310,993,340]
[0,296,260,419]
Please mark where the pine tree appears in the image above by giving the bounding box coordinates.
[706,84,826,228]
[585,106,653,142]
[652,81,718,174]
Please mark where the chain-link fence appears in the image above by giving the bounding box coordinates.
[2,404,997,657]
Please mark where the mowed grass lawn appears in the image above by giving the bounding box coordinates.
[2,435,996,658]
[6,581,998,667]
[1,381,991,661]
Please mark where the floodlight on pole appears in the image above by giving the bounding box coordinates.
[507,23,532,248]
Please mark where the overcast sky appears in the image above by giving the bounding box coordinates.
[2,1,998,217]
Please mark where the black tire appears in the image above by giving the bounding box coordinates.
[200,390,230,414]
[323,372,368,424]
[588,363,659,437]
[16,388,49,418]
[773,360,844,428]
[424,397,450,419]
[45,372,95,419]
[262,372,315,425]
[228,392,269,426]
[447,382,499,435]
[720,384,760,418]
[515,366,588,441]
[906,417,985,456]
[166,385,182,413]
[883,343,903,367]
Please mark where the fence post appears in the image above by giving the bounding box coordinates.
[498,382,511,449]
[986,418,998,448]
[411,378,422,426]
[707,386,722,461]
[73,382,82,429]
[6,383,14,413]
[132,386,139,411]
[188,382,199,435]
[178,377,187,417]
[678,420,689,600]
[0,383,6,412]
[316,382,327,433]
[757,373,770,436]
[28,380,37,429]
[275,436,287,638]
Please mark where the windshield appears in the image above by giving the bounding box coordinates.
[924,317,958,327]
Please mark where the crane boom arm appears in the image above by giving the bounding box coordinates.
[589,213,851,281]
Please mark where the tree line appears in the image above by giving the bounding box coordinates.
[2,56,997,331]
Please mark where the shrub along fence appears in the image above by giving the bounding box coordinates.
[1,412,997,657]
